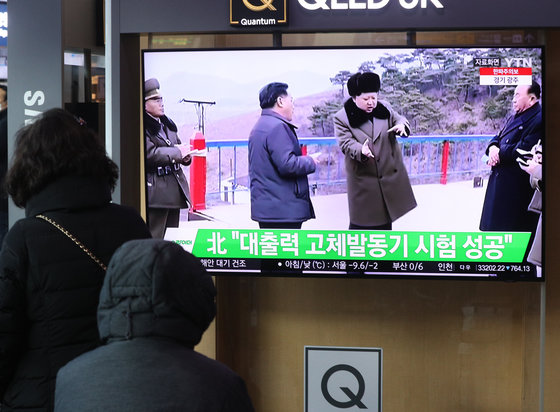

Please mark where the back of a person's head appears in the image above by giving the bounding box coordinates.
[529,81,541,100]
[259,82,288,109]
[98,239,216,347]
[5,108,118,208]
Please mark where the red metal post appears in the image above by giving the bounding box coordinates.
[440,140,449,185]
[189,131,206,210]
[301,145,307,156]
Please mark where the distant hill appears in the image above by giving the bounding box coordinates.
[179,89,340,141]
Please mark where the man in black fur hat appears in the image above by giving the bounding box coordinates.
[144,78,192,238]
[334,72,416,230]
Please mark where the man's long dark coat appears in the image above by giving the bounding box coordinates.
[479,103,542,232]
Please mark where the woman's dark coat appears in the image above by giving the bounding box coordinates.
[54,239,255,412]
[248,109,316,224]
[479,103,542,232]
[0,176,151,411]
[334,99,417,227]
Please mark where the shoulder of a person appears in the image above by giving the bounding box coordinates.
[521,103,542,119]
[378,100,394,112]
[188,349,248,380]
[161,115,178,132]
[5,216,42,237]
[519,107,542,129]
[106,202,141,215]
[531,106,542,121]
[334,106,346,119]
[333,106,349,125]
[0,218,33,264]
[261,110,285,123]
[105,203,150,227]
[267,115,293,133]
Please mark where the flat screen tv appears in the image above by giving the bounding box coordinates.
[142,46,544,280]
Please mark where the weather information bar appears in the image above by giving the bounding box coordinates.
[169,229,536,278]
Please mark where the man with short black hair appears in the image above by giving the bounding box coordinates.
[480,81,543,232]
[248,82,318,229]
[144,78,192,238]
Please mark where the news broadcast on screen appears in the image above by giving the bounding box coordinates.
[142,46,544,280]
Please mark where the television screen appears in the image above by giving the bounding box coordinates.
[142,46,544,280]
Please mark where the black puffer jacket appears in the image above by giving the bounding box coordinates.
[54,239,255,412]
[0,176,151,411]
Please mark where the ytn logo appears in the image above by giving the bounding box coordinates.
[297,0,444,10]
[504,57,533,67]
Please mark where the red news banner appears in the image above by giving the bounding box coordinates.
[479,67,533,85]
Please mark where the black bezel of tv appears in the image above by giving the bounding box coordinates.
[141,45,544,282]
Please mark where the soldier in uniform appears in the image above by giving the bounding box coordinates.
[144,78,192,238]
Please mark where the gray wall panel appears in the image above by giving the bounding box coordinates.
[8,0,64,225]
[119,0,560,34]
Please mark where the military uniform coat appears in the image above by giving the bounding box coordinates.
[144,113,191,209]
[334,99,417,227]
[479,103,542,232]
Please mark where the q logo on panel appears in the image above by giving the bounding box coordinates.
[242,0,277,11]
[305,346,382,412]
[321,364,368,409]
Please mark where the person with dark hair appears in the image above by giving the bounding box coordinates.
[479,81,542,232]
[54,239,255,412]
[0,108,151,411]
[334,72,416,230]
[0,84,7,244]
[144,78,192,239]
[248,82,318,229]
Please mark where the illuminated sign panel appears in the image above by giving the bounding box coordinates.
[230,0,288,27]
[143,46,544,281]
[296,0,443,11]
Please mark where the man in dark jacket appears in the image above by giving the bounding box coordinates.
[479,81,542,232]
[248,82,317,229]
[54,239,255,412]
[144,78,192,238]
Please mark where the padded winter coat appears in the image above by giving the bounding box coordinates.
[0,176,151,411]
[248,109,316,224]
[54,239,255,412]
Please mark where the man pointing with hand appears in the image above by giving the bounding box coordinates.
[334,71,416,230]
